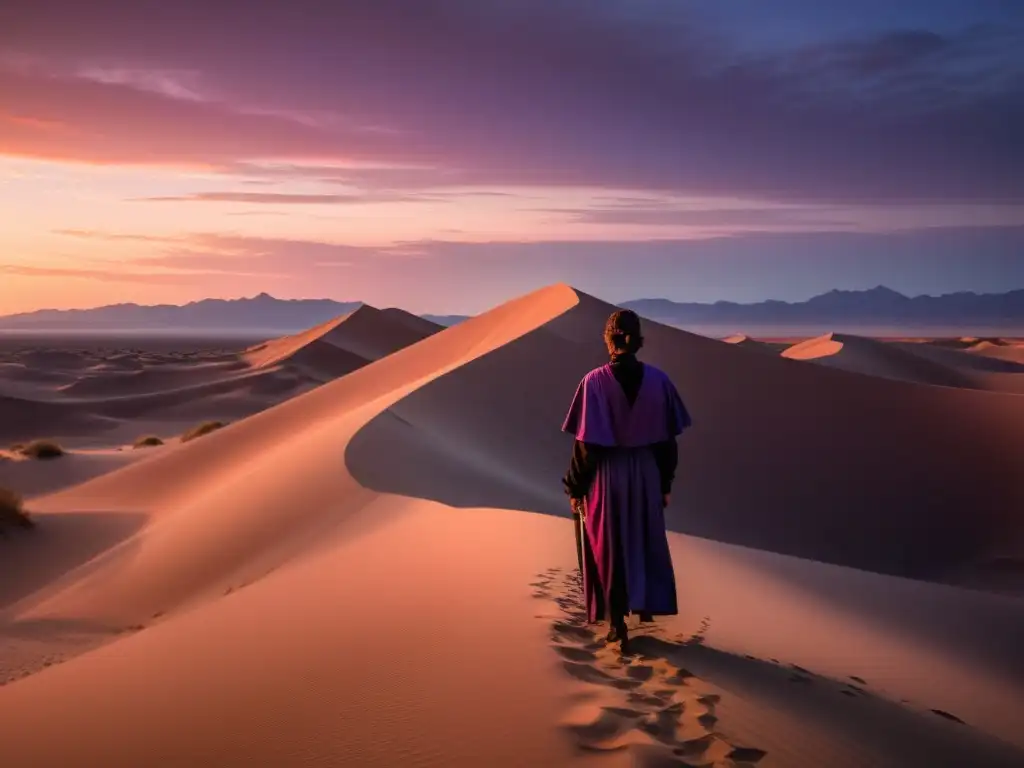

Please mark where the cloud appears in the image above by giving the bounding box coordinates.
[54,228,182,243]
[132,191,421,204]
[0,65,408,170]
[51,230,375,276]
[0,263,223,285]
[1,1,1022,202]
[538,204,857,229]
[75,66,210,102]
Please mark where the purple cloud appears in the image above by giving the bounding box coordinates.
[133,191,421,204]
[1,1,1021,203]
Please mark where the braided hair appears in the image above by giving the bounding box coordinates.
[603,309,644,356]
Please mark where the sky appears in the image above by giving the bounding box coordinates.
[1,0,1023,315]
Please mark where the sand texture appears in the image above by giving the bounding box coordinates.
[1,285,1022,767]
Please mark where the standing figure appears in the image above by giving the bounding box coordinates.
[562,310,691,653]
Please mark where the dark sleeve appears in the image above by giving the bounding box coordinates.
[563,440,604,498]
[652,439,678,496]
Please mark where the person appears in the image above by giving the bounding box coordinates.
[561,309,691,654]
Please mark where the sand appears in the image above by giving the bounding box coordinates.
[779,332,1024,392]
[1,284,1022,767]
[721,334,783,354]
[0,307,441,495]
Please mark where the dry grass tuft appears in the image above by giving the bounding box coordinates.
[181,420,226,443]
[0,486,33,531]
[133,435,165,449]
[17,439,65,460]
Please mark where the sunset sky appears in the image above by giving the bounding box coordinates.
[1,0,1023,315]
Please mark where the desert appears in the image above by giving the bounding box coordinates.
[1,284,1022,767]
[3,3,1023,764]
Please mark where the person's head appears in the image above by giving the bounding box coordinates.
[603,309,644,356]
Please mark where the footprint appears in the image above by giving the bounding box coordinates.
[552,645,598,663]
[611,678,644,691]
[566,708,641,749]
[674,734,729,760]
[666,667,695,684]
[534,568,767,766]
[639,708,683,743]
[627,665,656,681]
[697,713,718,728]
[727,746,768,763]
[629,692,672,708]
[562,661,621,687]
[550,621,595,642]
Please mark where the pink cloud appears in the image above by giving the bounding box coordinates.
[133,191,422,204]
[0,263,226,285]
[0,67,412,170]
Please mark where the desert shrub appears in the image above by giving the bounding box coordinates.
[9,443,24,453]
[180,420,226,443]
[18,439,65,460]
[133,435,165,449]
[0,486,33,530]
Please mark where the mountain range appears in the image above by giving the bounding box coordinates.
[0,286,1022,334]
[622,286,1024,331]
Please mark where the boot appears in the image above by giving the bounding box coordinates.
[607,617,631,654]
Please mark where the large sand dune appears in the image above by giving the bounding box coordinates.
[1,285,1022,767]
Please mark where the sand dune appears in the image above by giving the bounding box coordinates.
[780,332,1024,392]
[969,340,1024,365]
[1,285,1022,767]
[781,332,978,387]
[0,305,440,447]
[721,334,779,354]
[247,305,442,368]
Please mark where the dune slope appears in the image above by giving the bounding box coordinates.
[2,285,1022,768]
[349,297,1024,581]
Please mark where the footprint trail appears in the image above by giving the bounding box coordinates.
[532,568,768,767]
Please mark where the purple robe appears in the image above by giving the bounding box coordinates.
[562,363,691,622]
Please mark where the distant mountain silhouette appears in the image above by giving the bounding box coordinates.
[0,293,362,333]
[623,286,1024,330]
[1,287,1021,333]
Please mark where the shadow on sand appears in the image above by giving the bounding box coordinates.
[0,511,147,612]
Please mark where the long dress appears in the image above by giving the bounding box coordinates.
[562,361,691,623]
